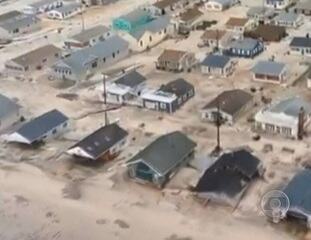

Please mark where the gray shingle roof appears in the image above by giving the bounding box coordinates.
[290,37,311,48]
[229,38,260,50]
[0,11,21,22]
[0,94,19,120]
[52,2,80,14]
[71,25,110,43]
[252,60,286,76]
[159,78,194,97]
[114,70,146,87]
[201,54,231,68]
[270,97,311,117]
[0,13,40,32]
[16,109,68,144]
[274,11,300,23]
[128,131,197,176]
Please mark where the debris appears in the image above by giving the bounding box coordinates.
[158,200,178,211]
[282,147,295,154]
[62,182,81,200]
[262,144,273,153]
[96,219,107,225]
[114,219,130,229]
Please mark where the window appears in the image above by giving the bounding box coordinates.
[160,102,167,109]
[112,52,115,58]
[52,129,57,134]
[140,40,143,47]
[149,36,152,42]
[91,61,97,68]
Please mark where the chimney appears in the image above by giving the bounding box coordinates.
[298,107,305,140]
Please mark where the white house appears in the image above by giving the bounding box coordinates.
[47,2,82,20]
[0,94,21,132]
[265,0,293,10]
[24,0,63,14]
[273,11,304,28]
[203,0,237,12]
[254,97,311,139]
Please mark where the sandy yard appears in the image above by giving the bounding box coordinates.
[0,0,311,239]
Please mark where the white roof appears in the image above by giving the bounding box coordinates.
[141,89,176,103]
[107,83,131,96]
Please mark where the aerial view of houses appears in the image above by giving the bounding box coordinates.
[1,0,311,239]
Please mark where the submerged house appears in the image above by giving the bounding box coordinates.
[64,25,112,49]
[0,94,21,132]
[156,49,196,72]
[5,45,61,75]
[67,123,128,161]
[51,35,129,81]
[225,38,264,58]
[201,54,235,77]
[289,37,311,56]
[251,60,287,84]
[106,70,147,104]
[254,97,311,139]
[141,78,195,113]
[127,131,197,188]
[5,109,69,145]
[201,89,253,125]
[195,149,263,206]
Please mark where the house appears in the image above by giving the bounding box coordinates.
[106,70,147,104]
[201,89,253,125]
[195,149,263,207]
[251,60,287,84]
[47,2,82,20]
[245,24,286,42]
[141,78,195,113]
[5,109,69,145]
[200,29,234,50]
[178,7,203,34]
[247,7,276,24]
[225,38,264,58]
[127,131,197,188]
[112,9,153,32]
[83,0,117,6]
[201,54,235,77]
[265,0,293,10]
[225,17,255,33]
[289,37,311,56]
[5,45,61,75]
[51,35,129,81]
[0,11,41,39]
[280,169,311,228]
[273,11,303,28]
[64,25,112,49]
[147,0,186,15]
[67,123,128,161]
[203,0,237,12]
[23,0,63,14]
[156,49,196,72]
[123,16,171,52]
[0,94,21,132]
[254,97,311,139]
[294,1,311,16]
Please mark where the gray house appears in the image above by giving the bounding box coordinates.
[51,35,129,81]
[23,0,63,14]
[201,54,235,77]
[251,60,287,84]
[201,89,253,125]
[273,11,303,28]
[5,109,69,145]
[64,25,112,49]
[67,123,128,161]
[141,78,195,113]
[294,1,311,16]
[0,94,21,132]
[0,11,41,39]
[289,37,311,56]
[127,131,197,188]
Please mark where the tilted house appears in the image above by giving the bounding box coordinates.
[264,0,293,10]
[289,37,311,56]
[272,11,303,28]
[5,45,61,75]
[156,49,196,72]
[254,97,311,139]
[0,94,21,132]
[201,54,235,77]
[0,11,41,39]
[141,78,195,113]
[251,60,287,84]
[245,24,286,42]
[51,35,129,81]
[195,149,263,207]
[23,0,63,14]
[201,89,253,125]
[106,70,147,104]
[64,25,112,49]
[294,1,311,16]
[127,131,197,188]
[225,37,264,58]
[67,123,128,161]
[47,2,83,20]
[5,109,69,145]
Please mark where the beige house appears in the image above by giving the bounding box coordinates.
[225,17,255,33]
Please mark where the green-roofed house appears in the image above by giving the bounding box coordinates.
[112,9,153,32]
[127,131,197,188]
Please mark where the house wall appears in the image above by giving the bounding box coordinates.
[274,16,303,28]
[227,42,263,58]
[290,46,311,56]
[39,119,69,143]
[201,61,234,77]
[156,53,196,72]
[65,31,113,49]
[201,108,234,125]
[252,69,287,84]
[0,108,21,132]
[254,120,296,138]
[295,8,311,16]
[265,0,291,9]
[204,1,227,11]
[24,1,63,14]
[47,7,82,20]
[142,99,173,113]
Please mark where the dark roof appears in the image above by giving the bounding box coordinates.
[202,89,253,116]
[16,109,68,143]
[114,70,147,87]
[179,7,203,23]
[283,169,311,218]
[70,123,128,160]
[128,131,197,176]
[195,149,261,197]
[0,11,21,22]
[71,25,109,43]
[153,0,180,9]
[290,37,311,48]
[201,54,231,68]
[246,24,286,42]
[159,78,194,97]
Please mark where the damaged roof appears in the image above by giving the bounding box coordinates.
[159,78,194,97]
[114,70,147,87]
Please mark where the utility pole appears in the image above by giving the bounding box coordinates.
[212,98,223,155]
[103,74,109,126]
[80,3,85,31]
